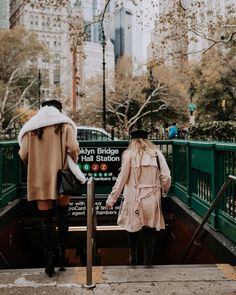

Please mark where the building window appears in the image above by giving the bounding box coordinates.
[85,21,92,42]
[35,16,39,27]
[53,68,60,84]
[42,16,45,31]
[30,15,34,28]
[53,37,57,47]
[41,69,49,87]
[54,53,60,65]
[46,35,50,47]
[57,37,61,47]
[52,18,57,29]
[42,53,49,63]
[46,17,50,29]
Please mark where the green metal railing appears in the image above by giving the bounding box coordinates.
[0,139,236,243]
[0,141,25,209]
[173,140,236,243]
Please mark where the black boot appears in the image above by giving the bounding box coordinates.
[127,231,139,266]
[143,227,156,266]
[39,209,55,277]
[57,205,69,271]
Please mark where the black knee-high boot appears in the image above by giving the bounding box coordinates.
[57,204,69,271]
[127,231,139,265]
[143,227,156,266]
[39,209,55,277]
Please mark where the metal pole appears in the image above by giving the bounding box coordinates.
[149,67,154,134]
[84,177,96,289]
[38,69,41,109]
[100,0,111,130]
[101,33,106,130]
[72,46,77,112]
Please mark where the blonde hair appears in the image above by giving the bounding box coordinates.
[127,138,157,180]
[128,138,156,154]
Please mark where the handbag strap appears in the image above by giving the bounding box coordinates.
[156,154,161,171]
[59,125,64,169]
[156,154,163,196]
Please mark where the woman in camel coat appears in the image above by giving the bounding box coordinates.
[18,100,81,277]
[106,129,171,266]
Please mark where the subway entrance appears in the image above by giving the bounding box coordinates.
[1,195,236,270]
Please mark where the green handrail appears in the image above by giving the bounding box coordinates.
[181,175,236,263]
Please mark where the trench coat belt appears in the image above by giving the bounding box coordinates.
[134,184,159,208]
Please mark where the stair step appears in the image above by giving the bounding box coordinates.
[0,264,236,294]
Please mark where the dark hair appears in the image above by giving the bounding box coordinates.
[33,124,63,140]
[41,100,62,112]
[33,128,44,139]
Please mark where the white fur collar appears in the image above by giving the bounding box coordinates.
[18,106,77,146]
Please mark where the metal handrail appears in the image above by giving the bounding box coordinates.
[84,177,96,289]
[181,175,236,263]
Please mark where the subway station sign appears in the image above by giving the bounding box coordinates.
[78,146,126,186]
[73,142,128,219]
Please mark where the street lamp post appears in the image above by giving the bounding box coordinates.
[148,67,155,134]
[188,83,197,125]
[100,0,111,130]
[38,69,41,109]
[101,25,106,130]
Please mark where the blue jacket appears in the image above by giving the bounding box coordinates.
[169,126,178,139]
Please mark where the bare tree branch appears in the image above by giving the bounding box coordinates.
[178,0,187,11]
[5,100,39,130]
[191,30,236,54]
[1,66,22,114]
[4,78,38,116]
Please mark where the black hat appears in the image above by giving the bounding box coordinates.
[41,100,62,112]
[130,129,149,139]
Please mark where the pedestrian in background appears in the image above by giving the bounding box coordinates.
[106,129,171,266]
[168,122,178,139]
[18,100,81,277]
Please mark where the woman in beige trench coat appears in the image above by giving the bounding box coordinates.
[106,130,171,266]
[18,100,80,277]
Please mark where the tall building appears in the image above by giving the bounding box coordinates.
[0,0,9,29]
[9,0,74,109]
[105,1,149,66]
[82,0,104,43]
[105,4,133,63]
[79,0,115,82]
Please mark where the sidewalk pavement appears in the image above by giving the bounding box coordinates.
[0,264,236,294]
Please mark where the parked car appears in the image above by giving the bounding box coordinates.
[76,126,114,141]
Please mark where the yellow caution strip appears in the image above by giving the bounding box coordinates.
[74,266,103,284]
[217,264,236,280]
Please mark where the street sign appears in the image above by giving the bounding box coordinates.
[188,103,197,112]
[78,146,125,186]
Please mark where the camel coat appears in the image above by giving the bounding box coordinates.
[106,148,171,232]
[19,124,79,201]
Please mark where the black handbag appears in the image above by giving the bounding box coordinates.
[57,169,81,196]
[57,128,81,196]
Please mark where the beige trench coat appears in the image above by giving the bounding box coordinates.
[106,148,171,232]
[19,124,79,201]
